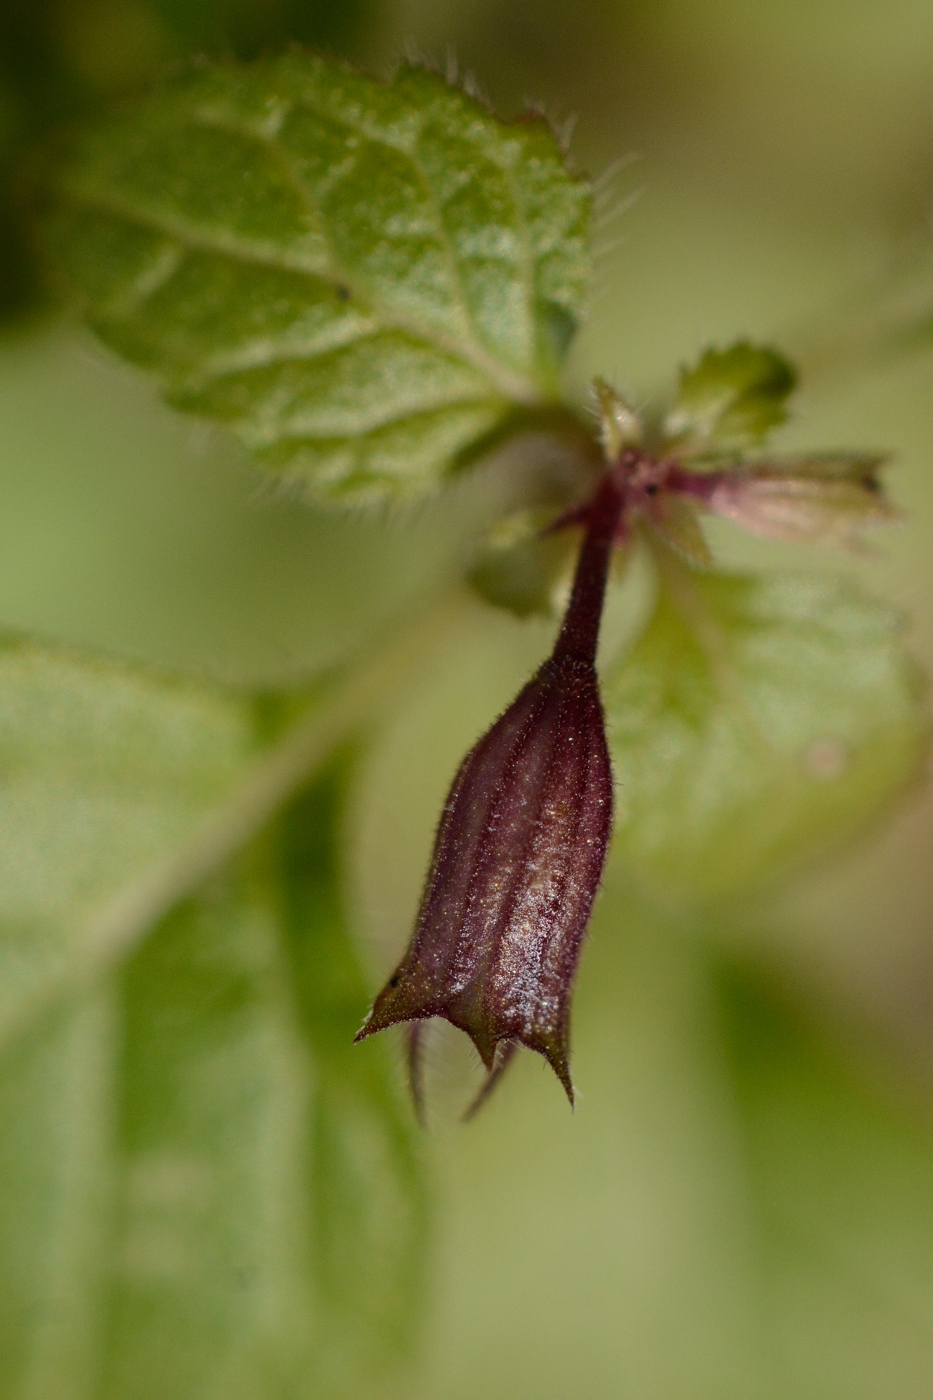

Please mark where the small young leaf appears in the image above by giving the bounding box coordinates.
[49,54,590,505]
[593,376,642,458]
[701,453,896,548]
[604,562,926,898]
[467,507,577,617]
[664,341,797,452]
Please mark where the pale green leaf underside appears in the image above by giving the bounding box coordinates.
[50,55,590,504]
[605,566,926,897]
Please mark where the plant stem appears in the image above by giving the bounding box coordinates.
[553,470,626,664]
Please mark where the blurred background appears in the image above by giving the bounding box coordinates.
[4,1,933,1395]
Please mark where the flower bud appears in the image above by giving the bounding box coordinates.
[357,649,612,1103]
[357,474,625,1111]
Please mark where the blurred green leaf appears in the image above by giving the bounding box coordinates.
[275,758,428,1369]
[0,632,260,1046]
[717,956,933,1397]
[700,452,895,550]
[0,584,451,1053]
[0,993,113,1399]
[49,54,590,505]
[0,0,375,321]
[0,656,427,1395]
[466,507,576,617]
[604,560,926,899]
[643,492,712,567]
[101,869,323,1400]
[562,897,933,1397]
[664,340,797,452]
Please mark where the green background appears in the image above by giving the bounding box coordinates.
[3,1,933,1395]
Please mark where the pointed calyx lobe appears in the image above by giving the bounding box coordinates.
[357,474,624,1107]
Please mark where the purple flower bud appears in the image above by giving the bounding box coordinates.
[357,475,625,1112]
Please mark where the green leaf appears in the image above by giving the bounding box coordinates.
[0,630,431,1383]
[0,593,449,1055]
[551,894,933,1397]
[0,627,436,1389]
[466,507,577,617]
[717,955,933,1397]
[274,758,428,1368]
[0,735,427,1396]
[0,994,114,1399]
[700,453,896,550]
[49,54,590,505]
[643,493,712,567]
[0,0,378,322]
[102,871,319,1400]
[664,340,797,452]
[0,633,260,1046]
[603,561,926,898]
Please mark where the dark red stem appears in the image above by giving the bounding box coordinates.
[552,471,627,665]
